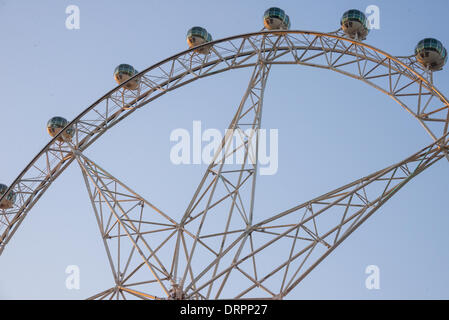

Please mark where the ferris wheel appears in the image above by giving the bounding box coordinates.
[1,7,449,300]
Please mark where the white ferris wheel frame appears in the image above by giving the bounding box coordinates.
[1,29,449,299]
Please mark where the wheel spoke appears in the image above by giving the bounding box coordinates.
[174,54,272,298]
[74,151,177,299]
[183,135,447,299]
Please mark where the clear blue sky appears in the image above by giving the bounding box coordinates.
[1,0,449,299]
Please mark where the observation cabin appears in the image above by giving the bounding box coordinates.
[341,9,369,40]
[114,64,140,90]
[187,27,213,54]
[0,184,16,210]
[47,116,75,142]
[263,7,290,31]
[415,38,448,71]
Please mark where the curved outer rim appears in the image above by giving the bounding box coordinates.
[1,29,448,252]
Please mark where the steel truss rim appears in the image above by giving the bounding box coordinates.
[1,30,447,190]
[2,30,448,201]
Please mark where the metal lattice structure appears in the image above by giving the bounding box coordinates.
[1,28,449,299]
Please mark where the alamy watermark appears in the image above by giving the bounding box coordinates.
[365,265,380,290]
[366,5,380,30]
[170,121,279,176]
[63,5,379,32]
[65,5,80,30]
[65,265,80,290]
